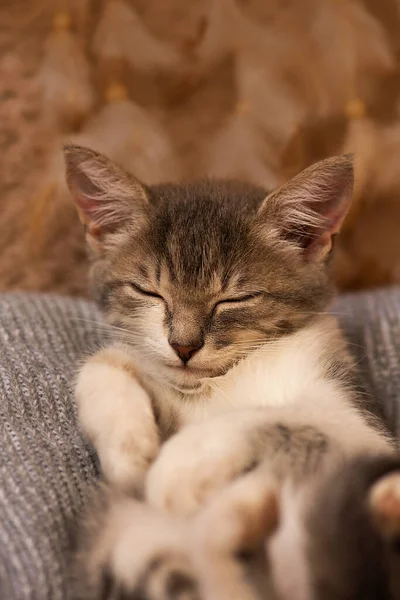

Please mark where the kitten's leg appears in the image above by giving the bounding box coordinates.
[146,407,331,517]
[76,346,159,493]
[192,470,279,600]
[77,477,276,600]
[76,484,200,600]
[146,409,272,516]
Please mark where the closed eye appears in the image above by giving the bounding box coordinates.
[129,282,164,300]
[217,293,262,305]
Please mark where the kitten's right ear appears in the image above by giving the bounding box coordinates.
[259,155,354,262]
[64,144,149,251]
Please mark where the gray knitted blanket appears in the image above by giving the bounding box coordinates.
[0,290,399,599]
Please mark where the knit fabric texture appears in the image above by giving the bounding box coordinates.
[0,290,399,599]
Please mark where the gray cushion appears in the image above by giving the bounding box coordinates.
[335,289,400,435]
[0,290,399,599]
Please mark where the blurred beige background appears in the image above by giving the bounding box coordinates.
[1,0,400,296]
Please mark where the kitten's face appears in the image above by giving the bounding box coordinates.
[101,180,334,390]
[65,146,353,391]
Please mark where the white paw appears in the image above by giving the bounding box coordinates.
[98,403,160,493]
[100,436,157,494]
[80,492,200,600]
[146,418,257,517]
[76,353,160,493]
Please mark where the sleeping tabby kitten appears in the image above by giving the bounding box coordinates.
[65,145,396,598]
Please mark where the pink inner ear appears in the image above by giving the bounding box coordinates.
[67,167,105,226]
[303,194,351,261]
[267,155,354,261]
[75,191,100,217]
[323,198,350,234]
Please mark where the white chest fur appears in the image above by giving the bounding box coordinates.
[151,317,346,426]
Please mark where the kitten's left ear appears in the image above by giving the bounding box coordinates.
[260,155,354,261]
[369,472,400,541]
[64,144,149,252]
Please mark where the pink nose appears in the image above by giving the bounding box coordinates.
[170,343,202,364]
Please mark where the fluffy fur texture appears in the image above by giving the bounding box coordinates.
[76,455,400,600]
[65,146,398,599]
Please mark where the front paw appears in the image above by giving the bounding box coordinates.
[93,555,200,600]
[100,432,158,495]
[76,347,160,495]
[78,487,200,600]
[146,418,258,517]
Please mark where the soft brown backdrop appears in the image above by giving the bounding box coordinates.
[1,0,400,297]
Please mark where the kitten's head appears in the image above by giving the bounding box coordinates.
[65,145,353,391]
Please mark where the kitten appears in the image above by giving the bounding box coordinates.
[65,144,392,497]
[64,145,395,596]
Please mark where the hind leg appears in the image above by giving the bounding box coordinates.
[76,485,199,600]
[76,471,278,600]
[191,468,279,600]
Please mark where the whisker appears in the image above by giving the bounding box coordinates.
[69,317,144,336]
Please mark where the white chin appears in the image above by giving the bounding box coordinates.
[165,367,204,390]
[171,382,203,394]
[166,372,204,393]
